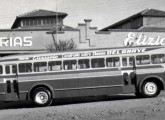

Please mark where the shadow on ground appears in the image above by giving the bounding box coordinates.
[0,94,139,110]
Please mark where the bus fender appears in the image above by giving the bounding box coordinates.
[27,83,55,100]
[138,75,165,93]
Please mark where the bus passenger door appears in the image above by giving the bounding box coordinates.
[121,56,137,94]
[4,64,19,101]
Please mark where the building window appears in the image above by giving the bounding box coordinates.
[22,19,42,27]
[43,18,56,26]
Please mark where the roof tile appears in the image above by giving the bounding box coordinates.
[18,9,67,18]
[101,8,165,31]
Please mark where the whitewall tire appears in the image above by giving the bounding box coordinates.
[32,87,52,107]
[141,81,160,97]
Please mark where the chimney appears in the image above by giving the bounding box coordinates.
[77,23,86,43]
[84,19,92,40]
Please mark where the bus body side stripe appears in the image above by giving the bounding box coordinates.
[18,74,122,82]
[54,85,123,91]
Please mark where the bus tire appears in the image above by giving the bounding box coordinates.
[135,92,143,98]
[141,81,160,98]
[32,87,52,107]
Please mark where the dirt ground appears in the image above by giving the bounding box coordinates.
[0,91,165,120]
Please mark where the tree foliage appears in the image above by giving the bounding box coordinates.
[46,39,77,52]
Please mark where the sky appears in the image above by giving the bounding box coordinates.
[1,0,165,30]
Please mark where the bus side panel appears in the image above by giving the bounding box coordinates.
[0,83,5,101]
[18,70,123,99]
[18,77,123,99]
[136,66,165,89]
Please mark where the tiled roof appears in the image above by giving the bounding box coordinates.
[63,25,79,31]
[18,9,67,18]
[11,9,68,29]
[101,9,165,31]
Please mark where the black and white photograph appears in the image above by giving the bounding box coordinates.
[0,0,165,120]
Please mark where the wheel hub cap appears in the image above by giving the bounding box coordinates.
[145,82,157,95]
[35,92,48,104]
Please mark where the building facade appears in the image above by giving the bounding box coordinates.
[0,9,165,55]
[101,9,165,31]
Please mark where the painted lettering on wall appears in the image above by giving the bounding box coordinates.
[124,32,165,47]
[0,36,32,47]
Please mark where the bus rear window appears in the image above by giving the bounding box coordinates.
[151,54,165,64]
[19,63,32,73]
[48,61,62,71]
[91,58,105,68]
[136,55,150,65]
[34,62,47,72]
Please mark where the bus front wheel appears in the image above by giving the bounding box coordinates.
[32,87,52,107]
[141,81,160,98]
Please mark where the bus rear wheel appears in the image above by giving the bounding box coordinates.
[32,87,52,107]
[141,81,160,98]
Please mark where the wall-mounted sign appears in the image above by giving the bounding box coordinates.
[124,32,165,47]
[0,36,32,47]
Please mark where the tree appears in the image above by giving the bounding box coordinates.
[46,39,77,52]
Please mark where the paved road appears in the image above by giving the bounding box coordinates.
[0,92,165,120]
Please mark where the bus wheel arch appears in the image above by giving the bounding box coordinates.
[137,76,164,97]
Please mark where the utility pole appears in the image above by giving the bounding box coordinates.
[55,0,58,45]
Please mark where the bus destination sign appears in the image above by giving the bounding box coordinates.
[33,48,146,60]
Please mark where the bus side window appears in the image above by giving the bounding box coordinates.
[136,55,150,65]
[122,57,127,66]
[78,59,90,69]
[19,63,32,73]
[151,54,165,64]
[91,58,105,68]
[106,57,120,67]
[63,60,77,70]
[0,65,3,74]
[5,66,10,74]
[12,65,17,74]
[34,62,47,72]
[129,57,134,66]
[48,61,62,71]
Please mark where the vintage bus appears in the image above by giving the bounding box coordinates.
[0,46,165,107]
